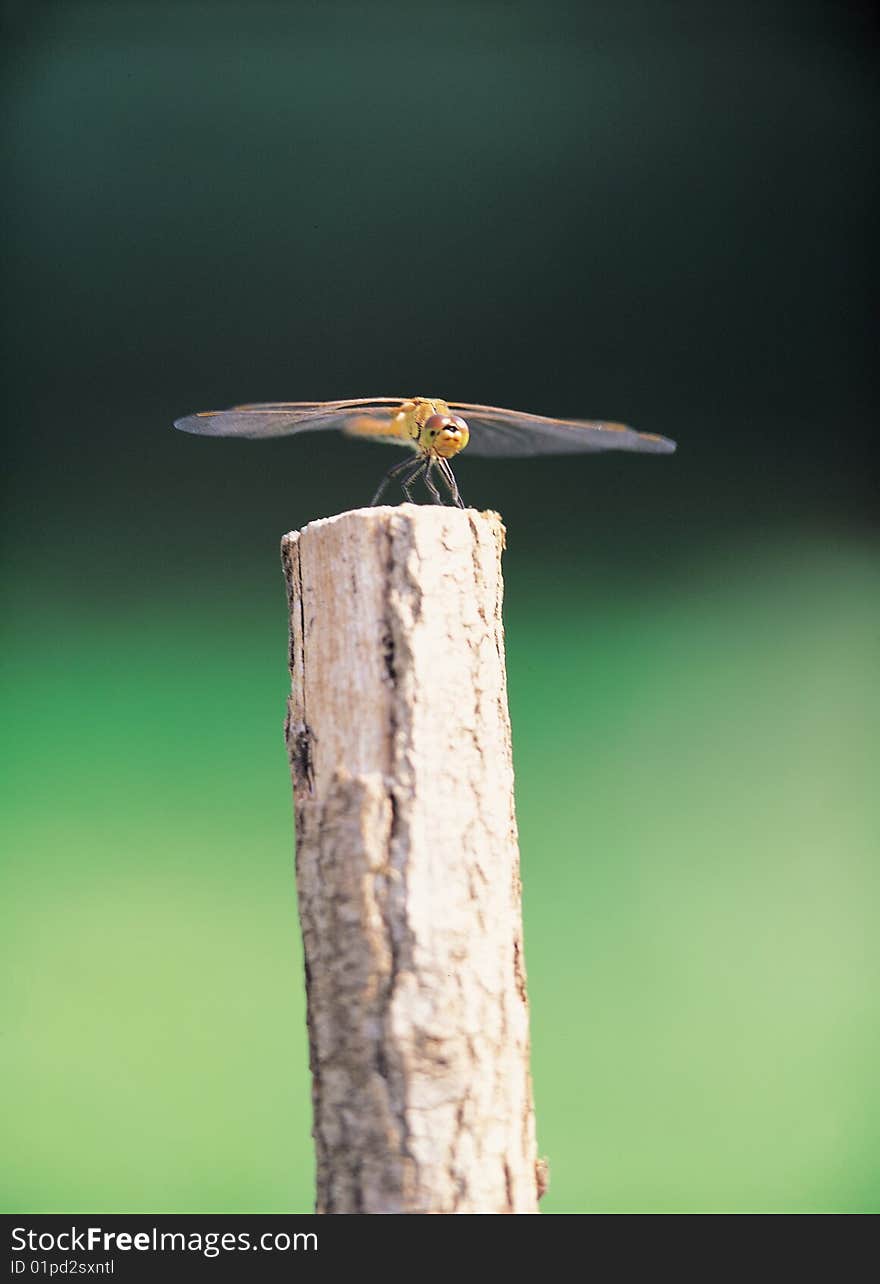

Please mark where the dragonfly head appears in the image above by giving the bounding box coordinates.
[423,414,469,459]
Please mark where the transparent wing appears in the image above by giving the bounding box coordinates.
[448,403,676,457]
[174,397,408,440]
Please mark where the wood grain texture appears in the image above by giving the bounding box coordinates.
[281,505,540,1214]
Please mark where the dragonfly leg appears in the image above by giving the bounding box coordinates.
[437,458,465,509]
[371,453,422,505]
[424,459,444,505]
[402,458,427,502]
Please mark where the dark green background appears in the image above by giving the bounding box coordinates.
[3,0,877,1212]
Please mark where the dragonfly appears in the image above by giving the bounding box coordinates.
[174,396,676,508]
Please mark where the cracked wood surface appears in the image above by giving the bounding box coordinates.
[281,505,540,1214]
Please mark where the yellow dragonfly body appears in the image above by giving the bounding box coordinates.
[175,395,676,508]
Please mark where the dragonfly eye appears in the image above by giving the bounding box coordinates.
[425,414,466,436]
[424,413,450,438]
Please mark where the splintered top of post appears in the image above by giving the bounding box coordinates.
[281,502,505,549]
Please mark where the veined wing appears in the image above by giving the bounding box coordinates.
[174,397,408,439]
[447,402,676,457]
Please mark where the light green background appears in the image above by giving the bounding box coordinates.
[4,535,878,1212]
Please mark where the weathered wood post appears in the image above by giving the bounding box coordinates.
[281,505,542,1213]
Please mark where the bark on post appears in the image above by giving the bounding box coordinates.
[281,504,541,1214]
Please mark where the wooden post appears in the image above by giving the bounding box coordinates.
[281,505,542,1214]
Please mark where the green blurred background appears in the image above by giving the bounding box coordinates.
[2,0,877,1212]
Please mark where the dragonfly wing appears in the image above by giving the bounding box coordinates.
[449,404,677,457]
[174,398,406,440]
